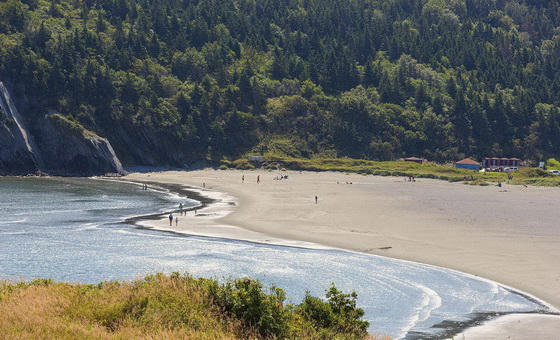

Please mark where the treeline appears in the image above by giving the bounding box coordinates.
[1,0,560,164]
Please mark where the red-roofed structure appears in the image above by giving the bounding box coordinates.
[481,157,521,169]
[455,158,481,170]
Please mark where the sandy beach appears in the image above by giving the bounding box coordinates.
[127,169,560,338]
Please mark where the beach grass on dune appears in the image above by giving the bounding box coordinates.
[0,274,387,340]
[227,156,560,187]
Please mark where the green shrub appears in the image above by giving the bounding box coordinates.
[208,278,291,338]
[298,284,369,338]
[48,113,96,138]
[232,158,255,169]
[546,158,560,170]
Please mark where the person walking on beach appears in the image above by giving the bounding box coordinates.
[315,196,318,204]
[179,203,184,216]
[169,213,173,226]
[242,175,244,183]
[175,216,179,226]
[257,175,260,183]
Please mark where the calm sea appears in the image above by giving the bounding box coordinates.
[0,177,551,339]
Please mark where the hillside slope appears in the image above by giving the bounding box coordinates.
[1,0,559,171]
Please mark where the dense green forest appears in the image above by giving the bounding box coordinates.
[1,0,560,166]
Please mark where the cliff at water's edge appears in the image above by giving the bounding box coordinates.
[0,81,124,176]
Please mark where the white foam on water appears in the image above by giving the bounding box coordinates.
[0,219,27,224]
[0,177,556,340]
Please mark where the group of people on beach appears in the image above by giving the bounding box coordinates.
[241,175,263,183]
[273,175,289,180]
[169,203,198,226]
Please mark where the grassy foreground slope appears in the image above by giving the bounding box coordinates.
[0,273,385,340]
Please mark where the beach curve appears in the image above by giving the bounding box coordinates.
[126,169,560,338]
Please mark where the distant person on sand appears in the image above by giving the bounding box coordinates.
[315,196,318,204]
[179,203,183,215]
[175,216,179,226]
[242,175,244,183]
[169,213,173,226]
[257,175,260,183]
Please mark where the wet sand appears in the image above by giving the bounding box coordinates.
[127,169,560,338]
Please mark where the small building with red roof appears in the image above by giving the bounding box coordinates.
[455,158,481,170]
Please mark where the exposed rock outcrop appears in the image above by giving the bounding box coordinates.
[33,114,125,176]
[0,81,43,175]
[0,123,37,175]
[0,81,125,176]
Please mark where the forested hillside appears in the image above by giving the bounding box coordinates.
[1,0,559,166]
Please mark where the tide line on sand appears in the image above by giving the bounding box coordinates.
[124,172,560,339]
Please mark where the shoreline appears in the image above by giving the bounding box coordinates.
[127,178,555,308]
[126,169,560,338]
[122,180,558,339]
[124,179,555,306]
[121,179,332,250]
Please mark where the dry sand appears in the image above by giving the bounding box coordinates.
[127,169,560,338]
[457,314,560,339]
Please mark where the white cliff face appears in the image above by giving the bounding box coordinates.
[0,81,124,176]
[0,81,45,170]
[0,82,40,174]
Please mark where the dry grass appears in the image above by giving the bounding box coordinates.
[0,275,387,339]
[0,276,238,339]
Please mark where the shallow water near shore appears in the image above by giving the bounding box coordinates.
[0,177,553,339]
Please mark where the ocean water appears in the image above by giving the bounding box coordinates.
[0,177,552,339]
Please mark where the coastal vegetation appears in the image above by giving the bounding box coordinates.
[1,0,560,168]
[48,113,98,139]
[226,157,560,186]
[546,158,560,170]
[0,273,379,339]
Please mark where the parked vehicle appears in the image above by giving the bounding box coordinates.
[548,170,560,175]
[503,167,518,172]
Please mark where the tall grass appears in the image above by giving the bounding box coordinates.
[0,274,385,340]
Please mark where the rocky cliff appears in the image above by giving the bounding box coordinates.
[34,114,125,176]
[0,81,124,176]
